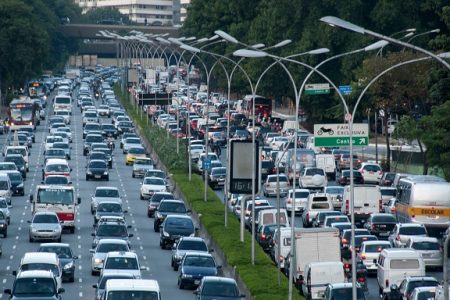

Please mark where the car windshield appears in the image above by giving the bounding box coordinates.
[191,145,203,150]
[39,246,72,259]
[126,138,140,144]
[33,213,59,223]
[365,244,391,252]
[106,291,159,300]
[119,122,133,128]
[268,176,288,183]
[412,241,440,250]
[95,189,119,198]
[331,287,365,300]
[129,147,145,154]
[372,215,397,223]
[105,257,138,270]
[399,227,427,235]
[364,164,381,171]
[102,124,115,130]
[305,168,325,176]
[292,191,310,198]
[144,178,165,185]
[20,263,60,276]
[85,124,101,131]
[85,112,97,117]
[96,224,128,237]
[159,202,187,213]
[211,168,226,176]
[98,203,122,213]
[165,217,194,230]
[145,171,165,179]
[98,275,134,289]
[86,135,103,143]
[0,163,15,171]
[183,255,215,267]
[326,187,344,194]
[46,164,69,173]
[178,240,207,251]
[0,200,7,208]
[13,278,56,296]
[201,282,239,297]
[89,161,107,168]
[37,188,73,204]
[6,156,24,165]
[97,243,129,253]
[406,281,439,293]
[135,159,151,165]
[7,149,26,156]
[53,143,69,149]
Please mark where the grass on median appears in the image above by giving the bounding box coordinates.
[116,85,302,300]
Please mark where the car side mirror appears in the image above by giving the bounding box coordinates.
[140,266,146,270]
[208,249,214,253]
[92,284,98,289]
[128,233,134,237]
[127,225,132,229]
[239,294,246,298]
[193,290,199,295]
[123,210,128,213]
[373,259,377,264]
[58,288,65,294]
[27,220,31,223]
[217,265,222,269]
[89,249,95,253]
[4,289,12,295]
[77,197,81,204]
[73,255,78,259]
[29,195,33,201]
[187,209,192,213]
[159,225,163,228]
[91,233,95,236]
[12,271,17,276]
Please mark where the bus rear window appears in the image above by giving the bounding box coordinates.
[390,259,419,269]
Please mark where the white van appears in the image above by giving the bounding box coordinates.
[301,261,345,299]
[53,95,72,114]
[0,173,12,205]
[341,185,382,226]
[104,279,161,300]
[257,208,289,230]
[377,248,425,296]
[16,252,62,290]
[315,154,336,181]
[301,193,333,227]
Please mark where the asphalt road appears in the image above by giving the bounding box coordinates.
[0,92,197,299]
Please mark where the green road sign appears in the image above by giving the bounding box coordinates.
[305,89,330,95]
[314,136,369,147]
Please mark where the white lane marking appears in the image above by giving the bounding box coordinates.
[6,266,10,270]
[12,245,16,250]
[79,292,83,298]
[139,246,143,250]
[136,236,140,241]
[2,279,6,284]
[9,255,13,260]
[79,278,82,283]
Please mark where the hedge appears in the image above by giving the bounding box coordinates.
[115,86,302,300]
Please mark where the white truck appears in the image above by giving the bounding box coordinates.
[341,185,382,226]
[315,154,336,181]
[289,227,341,289]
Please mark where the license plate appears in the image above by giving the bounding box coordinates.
[218,182,224,185]
[94,175,101,179]
[379,232,389,236]
[194,280,200,285]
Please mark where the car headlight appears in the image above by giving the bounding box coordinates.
[94,258,103,265]
[174,254,182,260]
[87,171,93,175]
[103,171,108,175]
[17,183,24,188]
[64,261,74,270]
[0,224,4,227]
[53,228,60,232]
[182,273,193,278]
[163,230,169,237]
[31,228,37,232]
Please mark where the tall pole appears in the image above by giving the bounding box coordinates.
[444,235,449,300]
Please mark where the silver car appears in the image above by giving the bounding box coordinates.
[0,197,11,224]
[91,187,121,214]
[171,237,209,271]
[405,236,443,268]
[89,238,130,275]
[132,157,154,178]
[28,211,62,243]
[262,174,290,197]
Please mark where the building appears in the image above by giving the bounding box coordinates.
[75,0,190,25]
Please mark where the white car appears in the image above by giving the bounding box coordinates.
[189,144,205,162]
[271,136,289,151]
[140,176,167,200]
[49,123,67,135]
[44,136,64,153]
[285,189,310,213]
[122,137,142,154]
[54,110,71,124]
[300,167,327,191]
[89,239,130,275]
[101,251,145,278]
[359,162,383,184]
[358,240,391,272]
[97,105,110,117]
[56,127,73,142]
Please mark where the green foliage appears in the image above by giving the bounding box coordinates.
[420,101,450,181]
[81,7,130,24]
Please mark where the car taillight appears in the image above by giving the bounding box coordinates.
[358,277,366,283]
[371,224,375,230]
[342,238,347,244]
[306,212,309,221]
[287,198,292,204]
[345,199,349,212]
[261,234,266,240]
[390,207,397,213]
[360,253,366,260]
[385,279,389,288]
[396,234,400,241]
[379,199,383,212]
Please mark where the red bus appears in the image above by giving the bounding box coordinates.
[8,98,39,130]
[242,95,272,120]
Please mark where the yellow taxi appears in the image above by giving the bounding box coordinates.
[126,146,147,165]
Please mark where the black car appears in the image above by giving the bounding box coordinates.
[101,124,118,138]
[159,215,196,249]
[92,148,113,168]
[88,151,109,167]
[154,200,190,232]
[83,134,104,156]
[0,211,8,237]
[4,154,27,178]
[86,160,109,181]
[256,223,286,252]
[38,243,78,282]
[194,276,244,300]
[313,211,342,228]
[208,167,226,189]
[5,171,24,196]
[148,192,174,217]
[364,213,397,239]
[261,160,275,179]
[116,121,134,134]
[338,170,364,186]
[178,252,219,289]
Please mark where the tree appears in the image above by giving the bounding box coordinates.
[420,101,450,181]
[81,7,130,25]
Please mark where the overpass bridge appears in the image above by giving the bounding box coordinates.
[61,23,180,56]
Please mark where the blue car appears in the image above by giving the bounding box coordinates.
[178,252,221,289]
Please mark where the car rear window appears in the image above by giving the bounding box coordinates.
[390,259,419,269]
[365,244,391,252]
[312,203,331,209]
[372,215,397,223]
[412,241,440,251]
[399,227,427,235]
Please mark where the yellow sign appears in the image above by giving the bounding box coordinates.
[407,206,450,217]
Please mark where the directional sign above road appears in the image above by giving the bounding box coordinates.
[305,83,330,95]
[313,123,369,147]
[338,85,352,95]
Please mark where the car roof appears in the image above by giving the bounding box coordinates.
[97,239,128,245]
[33,211,58,216]
[45,158,69,165]
[183,251,213,258]
[105,251,137,258]
[39,243,71,248]
[165,214,191,220]
[16,270,55,279]
[96,186,119,190]
[105,279,159,292]
[202,276,237,284]
[22,252,58,264]
[398,223,426,228]
[407,236,439,243]
[361,240,391,246]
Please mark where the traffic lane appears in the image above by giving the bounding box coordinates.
[73,99,195,298]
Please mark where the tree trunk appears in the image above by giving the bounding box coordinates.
[418,140,428,175]
[384,116,391,172]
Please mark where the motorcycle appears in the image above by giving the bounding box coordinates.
[107,137,115,151]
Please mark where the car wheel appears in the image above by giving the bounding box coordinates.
[7,218,10,225]
[3,231,6,238]
[69,276,75,283]
[132,172,135,178]
[159,239,164,249]
[140,194,144,200]
[57,236,61,243]
[86,176,89,181]
[154,223,159,232]
[173,264,179,271]
[29,236,33,243]
[178,278,184,289]
[21,191,25,196]
[69,227,75,234]
[105,176,109,181]
[91,270,97,276]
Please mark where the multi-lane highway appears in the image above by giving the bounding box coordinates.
[0,90,197,299]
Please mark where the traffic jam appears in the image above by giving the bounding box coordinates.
[0,65,448,300]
